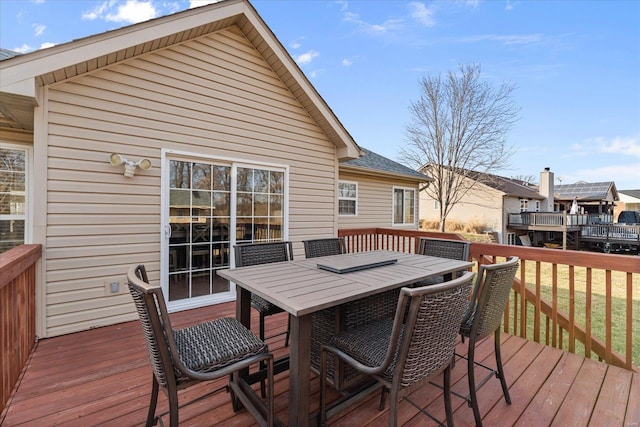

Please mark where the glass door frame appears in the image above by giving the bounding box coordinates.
[161,148,289,312]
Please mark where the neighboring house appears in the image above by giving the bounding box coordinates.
[419,167,546,243]
[0,0,427,338]
[419,165,623,246]
[554,181,618,215]
[615,189,640,219]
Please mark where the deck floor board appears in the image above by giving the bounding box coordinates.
[1,302,638,426]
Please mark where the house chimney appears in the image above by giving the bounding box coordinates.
[539,167,554,212]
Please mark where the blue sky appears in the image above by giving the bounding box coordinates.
[2,0,639,190]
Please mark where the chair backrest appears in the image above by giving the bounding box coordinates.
[303,237,346,258]
[417,237,470,261]
[234,241,293,267]
[463,257,520,341]
[127,264,178,389]
[387,272,474,388]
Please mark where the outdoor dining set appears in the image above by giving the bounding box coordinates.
[126,236,519,427]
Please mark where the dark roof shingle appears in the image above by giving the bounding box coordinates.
[341,148,429,181]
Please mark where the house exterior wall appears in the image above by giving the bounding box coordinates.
[338,171,420,230]
[419,181,504,232]
[39,27,340,337]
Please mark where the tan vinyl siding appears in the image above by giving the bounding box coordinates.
[419,181,505,232]
[338,172,419,230]
[42,28,337,336]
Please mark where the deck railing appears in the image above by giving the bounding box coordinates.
[0,244,41,414]
[339,228,639,372]
[508,212,593,227]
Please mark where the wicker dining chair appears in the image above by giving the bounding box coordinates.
[303,237,346,258]
[458,256,519,427]
[127,264,274,427]
[234,241,294,344]
[319,272,475,427]
[416,237,471,284]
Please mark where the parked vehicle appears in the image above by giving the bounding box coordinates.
[617,210,640,224]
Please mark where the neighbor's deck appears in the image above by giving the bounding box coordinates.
[2,302,638,426]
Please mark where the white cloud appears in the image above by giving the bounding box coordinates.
[13,44,32,54]
[188,0,221,9]
[82,1,112,21]
[409,2,436,27]
[598,135,640,157]
[33,24,46,37]
[289,41,302,49]
[343,11,403,34]
[105,0,158,24]
[82,0,158,24]
[457,34,544,46]
[295,50,319,65]
[342,58,353,66]
[40,42,56,49]
[570,163,640,186]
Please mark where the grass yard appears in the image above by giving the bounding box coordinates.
[510,262,639,368]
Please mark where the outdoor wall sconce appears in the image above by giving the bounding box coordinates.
[109,153,151,178]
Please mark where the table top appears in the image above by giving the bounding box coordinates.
[218,250,473,317]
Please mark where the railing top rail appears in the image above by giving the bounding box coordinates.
[0,244,42,290]
[469,242,640,273]
[339,227,466,242]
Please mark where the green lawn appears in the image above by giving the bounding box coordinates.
[507,263,639,368]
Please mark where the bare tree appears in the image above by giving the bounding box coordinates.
[511,174,537,186]
[400,64,519,231]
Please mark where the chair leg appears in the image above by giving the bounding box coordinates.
[266,356,275,427]
[388,386,399,427]
[467,339,483,427]
[146,374,159,427]
[319,349,328,426]
[259,312,267,398]
[444,364,454,427]
[168,383,179,427]
[494,329,511,404]
[285,315,291,347]
[379,387,387,411]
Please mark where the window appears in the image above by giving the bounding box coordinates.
[519,199,529,212]
[534,201,540,212]
[393,187,416,225]
[434,200,440,210]
[338,181,357,216]
[0,145,27,253]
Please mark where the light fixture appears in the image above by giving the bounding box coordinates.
[109,153,152,178]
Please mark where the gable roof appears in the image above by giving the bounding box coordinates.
[340,148,430,182]
[0,0,360,159]
[554,182,618,202]
[420,165,543,199]
[0,49,20,61]
[619,189,640,201]
[465,170,544,199]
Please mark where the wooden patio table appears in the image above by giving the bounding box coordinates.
[218,250,473,426]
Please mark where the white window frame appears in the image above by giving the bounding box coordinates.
[534,201,540,212]
[392,186,417,226]
[0,142,32,251]
[161,148,289,312]
[338,180,358,216]
[520,199,529,212]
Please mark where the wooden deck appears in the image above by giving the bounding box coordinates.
[2,302,638,427]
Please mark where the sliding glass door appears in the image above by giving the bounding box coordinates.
[164,155,287,310]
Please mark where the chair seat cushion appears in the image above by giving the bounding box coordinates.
[251,294,284,315]
[174,317,268,376]
[330,317,403,381]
